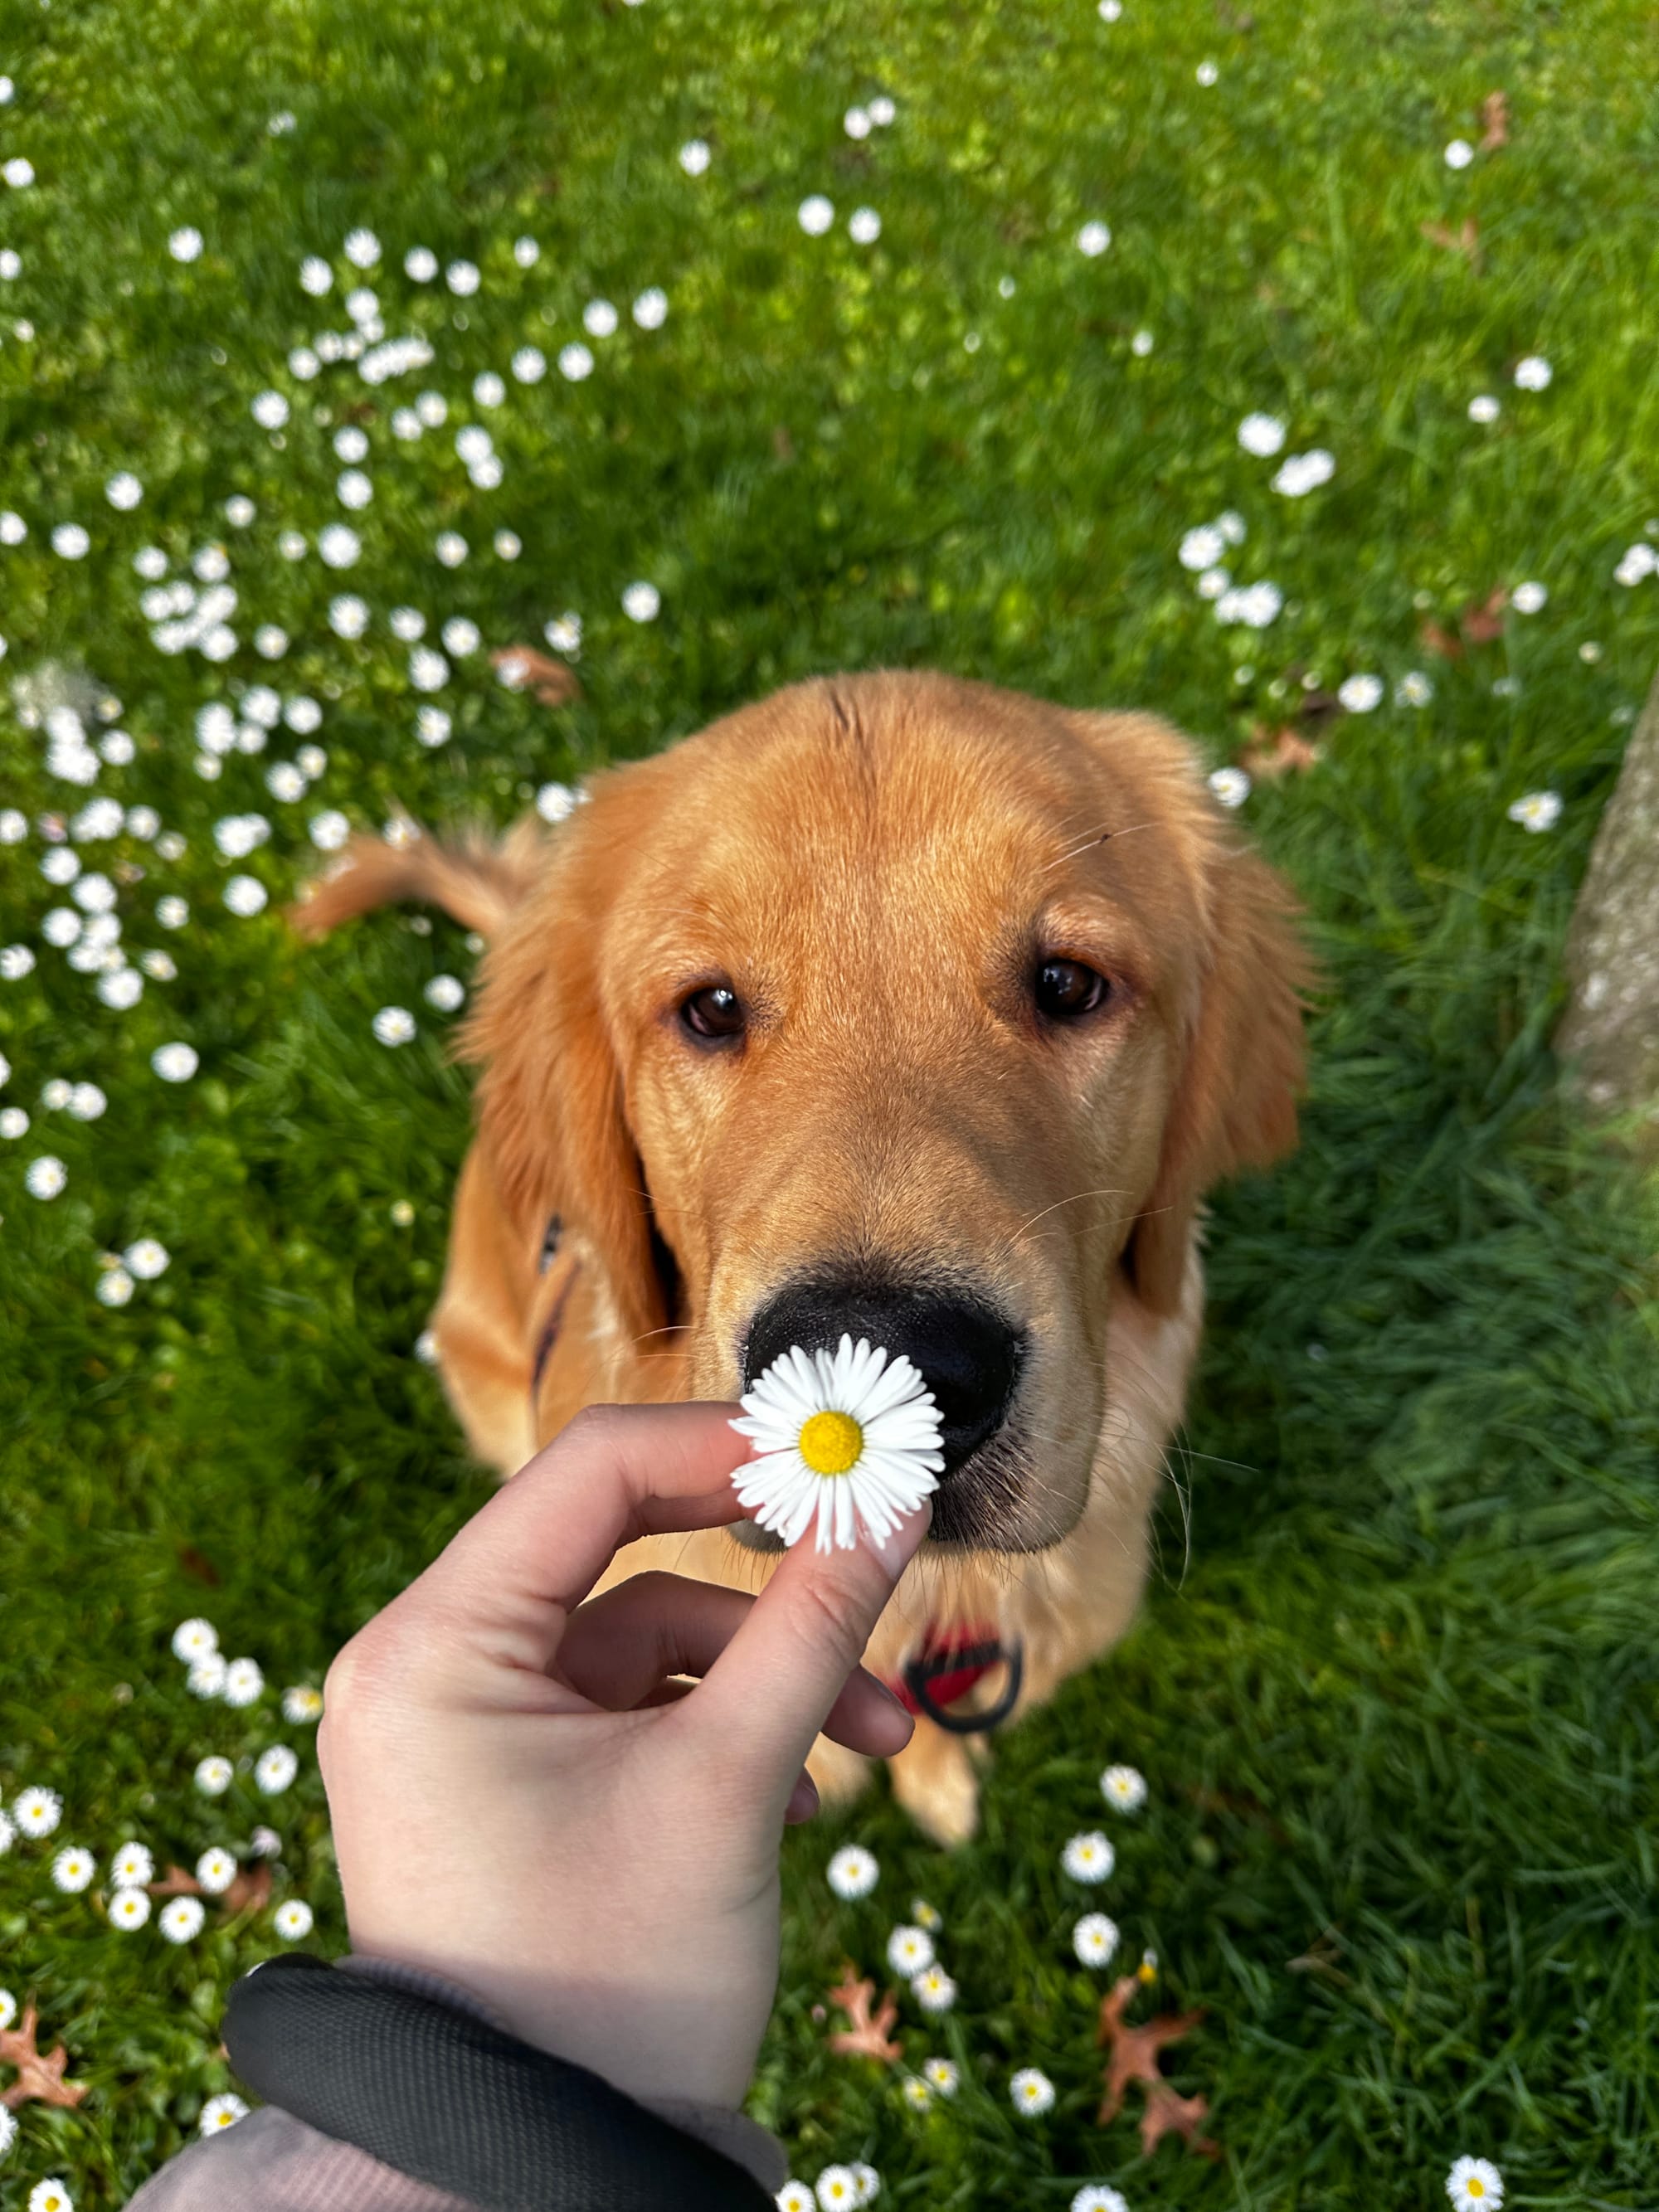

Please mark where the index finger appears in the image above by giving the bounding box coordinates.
[403,1402,752,1672]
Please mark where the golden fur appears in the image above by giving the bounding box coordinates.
[294,671,1309,1843]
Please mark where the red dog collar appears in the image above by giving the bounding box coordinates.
[893,1624,1024,1734]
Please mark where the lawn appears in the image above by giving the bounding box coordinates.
[1,0,1657,2205]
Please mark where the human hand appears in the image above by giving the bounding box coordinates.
[316,1403,927,2111]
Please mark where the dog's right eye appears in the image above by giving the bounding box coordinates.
[679,984,746,1043]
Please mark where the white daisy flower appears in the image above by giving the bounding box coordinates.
[1446,2157,1505,2210]
[545,612,582,654]
[1444,138,1474,168]
[161,1895,206,1942]
[119,1238,169,1281]
[267,761,306,802]
[1507,790,1561,833]
[557,342,594,382]
[106,472,144,509]
[1076,220,1111,256]
[1061,1830,1115,1882]
[1396,671,1434,706]
[28,2181,74,2212]
[435,531,469,567]
[296,741,327,775]
[337,469,372,509]
[441,616,479,655]
[815,2168,859,2210]
[886,1924,935,1976]
[225,494,256,527]
[97,965,144,1010]
[196,1845,239,1893]
[2,1106,29,1135]
[1178,523,1225,571]
[1238,411,1286,456]
[1100,1763,1146,1811]
[343,227,380,268]
[924,2057,959,2095]
[633,286,668,328]
[0,2107,10,2160]
[274,1898,314,1940]
[869,95,897,124]
[25,1155,66,1199]
[416,389,448,426]
[195,1755,234,1796]
[373,1006,416,1047]
[798,194,835,236]
[319,527,361,571]
[1010,2067,1055,2115]
[1511,579,1548,614]
[509,345,546,385]
[1513,354,1551,390]
[391,605,428,640]
[187,1652,227,1697]
[621,580,661,622]
[416,706,452,746]
[200,2093,250,2132]
[776,2185,815,2212]
[849,207,881,245]
[1271,448,1335,496]
[512,234,540,265]
[1208,766,1251,809]
[110,1840,154,1886]
[406,246,438,281]
[251,1825,282,1857]
[1073,1913,1120,1966]
[223,1655,265,1706]
[152,1042,199,1082]
[299,255,333,295]
[446,259,480,296]
[679,139,712,175]
[911,1966,956,2013]
[423,975,465,1014]
[1195,57,1219,83]
[224,876,269,917]
[309,810,351,852]
[844,105,872,139]
[0,510,26,542]
[109,1885,152,1930]
[1071,2190,1129,2212]
[168,226,203,261]
[1468,393,1500,423]
[826,1843,878,1898]
[1338,673,1384,713]
[582,299,619,338]
[289,346,319,379]
[279,530,308,561]
[68,1082,107,1118]
[52,523,90,559]
[51,1845,96,1892]
[731,1334,944,1552]
[283,1685,324,1723]
[256,1745,299,1794]
[97,1266,135,1306]
[0,250,16,279]
[911,1898,941,1930]
[900,2073,932,2109]
[0,1990,13,2027]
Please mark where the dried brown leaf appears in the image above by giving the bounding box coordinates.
[825,1966,902,2064]
[1141,2082,1221,2158]
[0,2001,89,2112]
[1420,218,1481,268]
[489,646,582,707]
[1095,1974,1213,2154]
[1460,586,1508,644]
[1480,90,1509,150]
[1242,727,1323,779]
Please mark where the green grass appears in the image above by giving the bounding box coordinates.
[2,0,1657,2204]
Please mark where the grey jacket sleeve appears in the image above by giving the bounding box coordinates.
[124,1955,789,2210]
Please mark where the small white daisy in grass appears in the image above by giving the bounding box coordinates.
[373,1006,416,1047]
[195,1756,233,1796]
[446,259,479,296]
[850,2162,879,2203]
[1513,354,1552,390]
[256,1745,299,1794]
[1071,2188,1128,2212]
[1208,766,1251,809]
[1338,673,1384,713]
[776,2185,814,2212]
[1444,138,1474,169]
[99,967,144,1010]
[0,2105,12,2156]
[537,782,577,824]
[826,1844,878,1898]
[911,1897,941,1931]
[187,1653,226,1699]
[0,1988,14,2027]
[1,946,32,980]
[1196,57,1219,83]
[161,1894,207,1942]
[51,1845,96,1892]
[911,1966,956,2013]
[0,511,25,544]
[441,616,480,655]
[844,105,872,138]
[337,469,372,510]
[299,255,333,294]
[922,2056,959,2096]
[283,1685,324,1723]
[1468,393,1500,423]
[251,1826,281,1858]
[68,1082,106,1119]
[1396,671,1434,706]
[225,494,255,527]
[196,1845,238,1894]
[1073,1913,1120,1966]
[679,138,712,175]
[310,811,350,852]
[28,2180,73,2212]
[267,761,306,802]
[799,194,835,236]
[274,1898,314,1940]
[1137,1947,1158,1983]
[849,207,881,245]
[417,706,453,746]
[1614,542,1657,586]
[1511,579,1548,614]
[1238,411,1286,456]
[1446,2156,1505,2210]
[622,580,661,622]
[110,1841,154,1887]
[52,523,90,560]
[633,286,668,328]
[224,1657,265,1706]
[732,1336,944,1552]
[2,1108,29,1137]
[200,2092,250,2133]
[122,1237,169,1281]
[494,530,522,560]
[900,2073,932,2111]
[1062,1830,1115,1882]
[582,299,619,338]
[106,471,144,509]
[886,1923,935,1976]
[224,876,268,917]
[558,341,594,382]
[1272,447,1335,496]
[109,1885,152,1930]
[1100,1763,1147,1811]
[153,1042,199,1082]
[814,2167,859,2209]
[168,225,203,261]
[1076,220,1110,256]
[1010,2067,1055,2116]
[14,1787,63,1838]
[1507,790,1562,833]
[405,245,437,281]
[343,227,380,268]
[435,530,469,567]
[296,741,327,775]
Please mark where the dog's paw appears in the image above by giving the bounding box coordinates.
[888,1727,983,1848]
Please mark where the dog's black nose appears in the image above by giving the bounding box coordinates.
[741,1278,1024,1476]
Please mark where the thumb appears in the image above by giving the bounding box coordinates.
[691,1500,931,1802]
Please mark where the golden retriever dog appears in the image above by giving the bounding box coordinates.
[295,670,1308,1844]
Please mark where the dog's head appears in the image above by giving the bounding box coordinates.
[424,671,1307,1551]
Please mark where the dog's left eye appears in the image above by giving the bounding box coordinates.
[679,983,746,1043]
[1034,958,1111,1020]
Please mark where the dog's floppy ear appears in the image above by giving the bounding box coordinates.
[460,789,670,1352]
[289,815,548,941]
[1126,824,1311,1315]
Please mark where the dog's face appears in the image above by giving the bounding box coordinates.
[468,672,1307,1552]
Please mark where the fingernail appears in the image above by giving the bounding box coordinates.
[867,1499,932,1573]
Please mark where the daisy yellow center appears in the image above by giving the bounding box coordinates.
[1468,2187,1484,2201]
[798,1408,864,1475]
